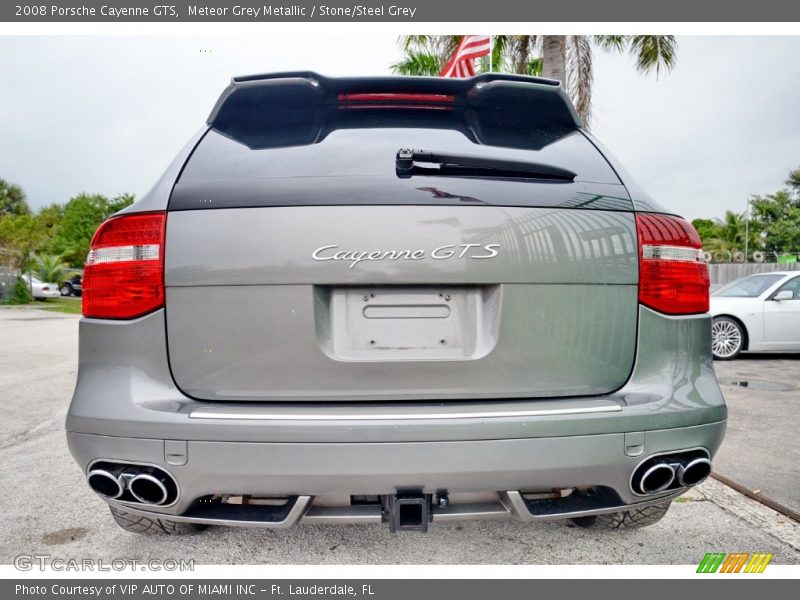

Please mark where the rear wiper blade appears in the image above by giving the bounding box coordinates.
[395,148,576,182]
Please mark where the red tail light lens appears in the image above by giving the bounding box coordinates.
[82,212,166,319]
[636,213,709,315]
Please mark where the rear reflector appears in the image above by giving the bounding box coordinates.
[82,212,166,319]
[636,213,709,315]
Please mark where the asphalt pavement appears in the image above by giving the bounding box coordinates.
[1,305,798,565]
[713,355,800,515]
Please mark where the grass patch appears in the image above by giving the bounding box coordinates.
[673,495,701,503]
[28,297,82,314]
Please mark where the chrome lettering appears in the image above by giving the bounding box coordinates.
[312,244,500,268]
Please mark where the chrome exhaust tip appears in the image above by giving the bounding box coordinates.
[638,462,676,494]
[87,469,125,500]
[129,473,169,505]
[677,457,712,487]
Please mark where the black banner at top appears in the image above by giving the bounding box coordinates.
[4,0,800,22]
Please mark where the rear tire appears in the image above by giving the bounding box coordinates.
[60,283,73,297]
[109,506,207,535]
[711,316,745,360]
[569,500,671,530]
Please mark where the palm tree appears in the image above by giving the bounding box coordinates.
[787,165,800,194]
[392,35,677,125]
[702,211,762,261]
[0,178,30,216]
[32,253,70,284]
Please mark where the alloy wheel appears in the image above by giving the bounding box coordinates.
[711,318,743,359]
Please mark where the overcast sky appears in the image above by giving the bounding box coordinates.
[0,35,798,220]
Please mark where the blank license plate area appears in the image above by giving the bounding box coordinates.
[318,286,499,361]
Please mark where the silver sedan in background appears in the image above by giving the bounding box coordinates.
[23,275,61,300]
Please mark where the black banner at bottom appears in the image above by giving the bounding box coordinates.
[4,579,796,600]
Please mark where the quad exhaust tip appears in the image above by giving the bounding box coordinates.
[86,469,124,500]
[86,462,177,506]
[631,450,712,496]
[129,473,170,505]
[677,457,712,487]
[638,463,675,494]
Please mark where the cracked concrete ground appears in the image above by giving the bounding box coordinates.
[0,306,798,565]
[713,355,800,515]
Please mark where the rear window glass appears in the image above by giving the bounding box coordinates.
[179,127,620,185]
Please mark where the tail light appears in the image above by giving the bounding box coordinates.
[636,213,709,315]
[82,212,166,319]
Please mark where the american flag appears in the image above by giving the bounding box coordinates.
[440,36,491,78]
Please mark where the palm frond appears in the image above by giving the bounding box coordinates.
[390,52,441,76]
[628,35,677,77]
[397,35,460,70]
[527,57,543,76]
[490,35,509,71]
[593,35,625,51]
[398,35,429,53]
[566,35,593,125]
[507,35,537,74]
[32,253,68,284]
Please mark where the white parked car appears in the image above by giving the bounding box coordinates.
[23,275,61,300]
[710,271,800,359]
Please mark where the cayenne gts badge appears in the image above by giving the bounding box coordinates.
[311,244,501,269]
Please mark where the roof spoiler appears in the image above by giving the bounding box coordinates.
[206,72,582,152]
[207,71,582,127]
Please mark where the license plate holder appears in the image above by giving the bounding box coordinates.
[321,286,496,361]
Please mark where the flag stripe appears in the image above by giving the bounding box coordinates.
[440,35,490,79]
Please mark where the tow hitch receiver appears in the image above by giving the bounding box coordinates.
[388,493,431,533]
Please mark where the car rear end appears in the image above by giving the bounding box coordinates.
[28,277,61,299]
[66,73,725,533]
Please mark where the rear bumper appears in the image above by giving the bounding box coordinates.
[66,305,727,525]
[67,420,725,523]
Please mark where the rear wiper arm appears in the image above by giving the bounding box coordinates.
[395,148,576,182]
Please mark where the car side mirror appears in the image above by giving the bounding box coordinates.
[773,290,794,301]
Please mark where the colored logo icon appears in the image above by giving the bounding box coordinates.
[697,552,773,573]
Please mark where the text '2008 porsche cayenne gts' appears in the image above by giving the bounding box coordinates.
[67,73,725,534]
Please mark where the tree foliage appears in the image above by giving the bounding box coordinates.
[750,190,800,255]
[49,192,134,266]
[32,253,71,284]
[694,164,800,260]
[786,167,800,193]
[0,178,30,216]
[0,181,135,273]
[392,35,676,125]
[2,277,33,305]
[690,218,720,242]
[693,211,761,260]
[0,213,48,269]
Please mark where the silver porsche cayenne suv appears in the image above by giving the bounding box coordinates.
[67,73,725,534]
